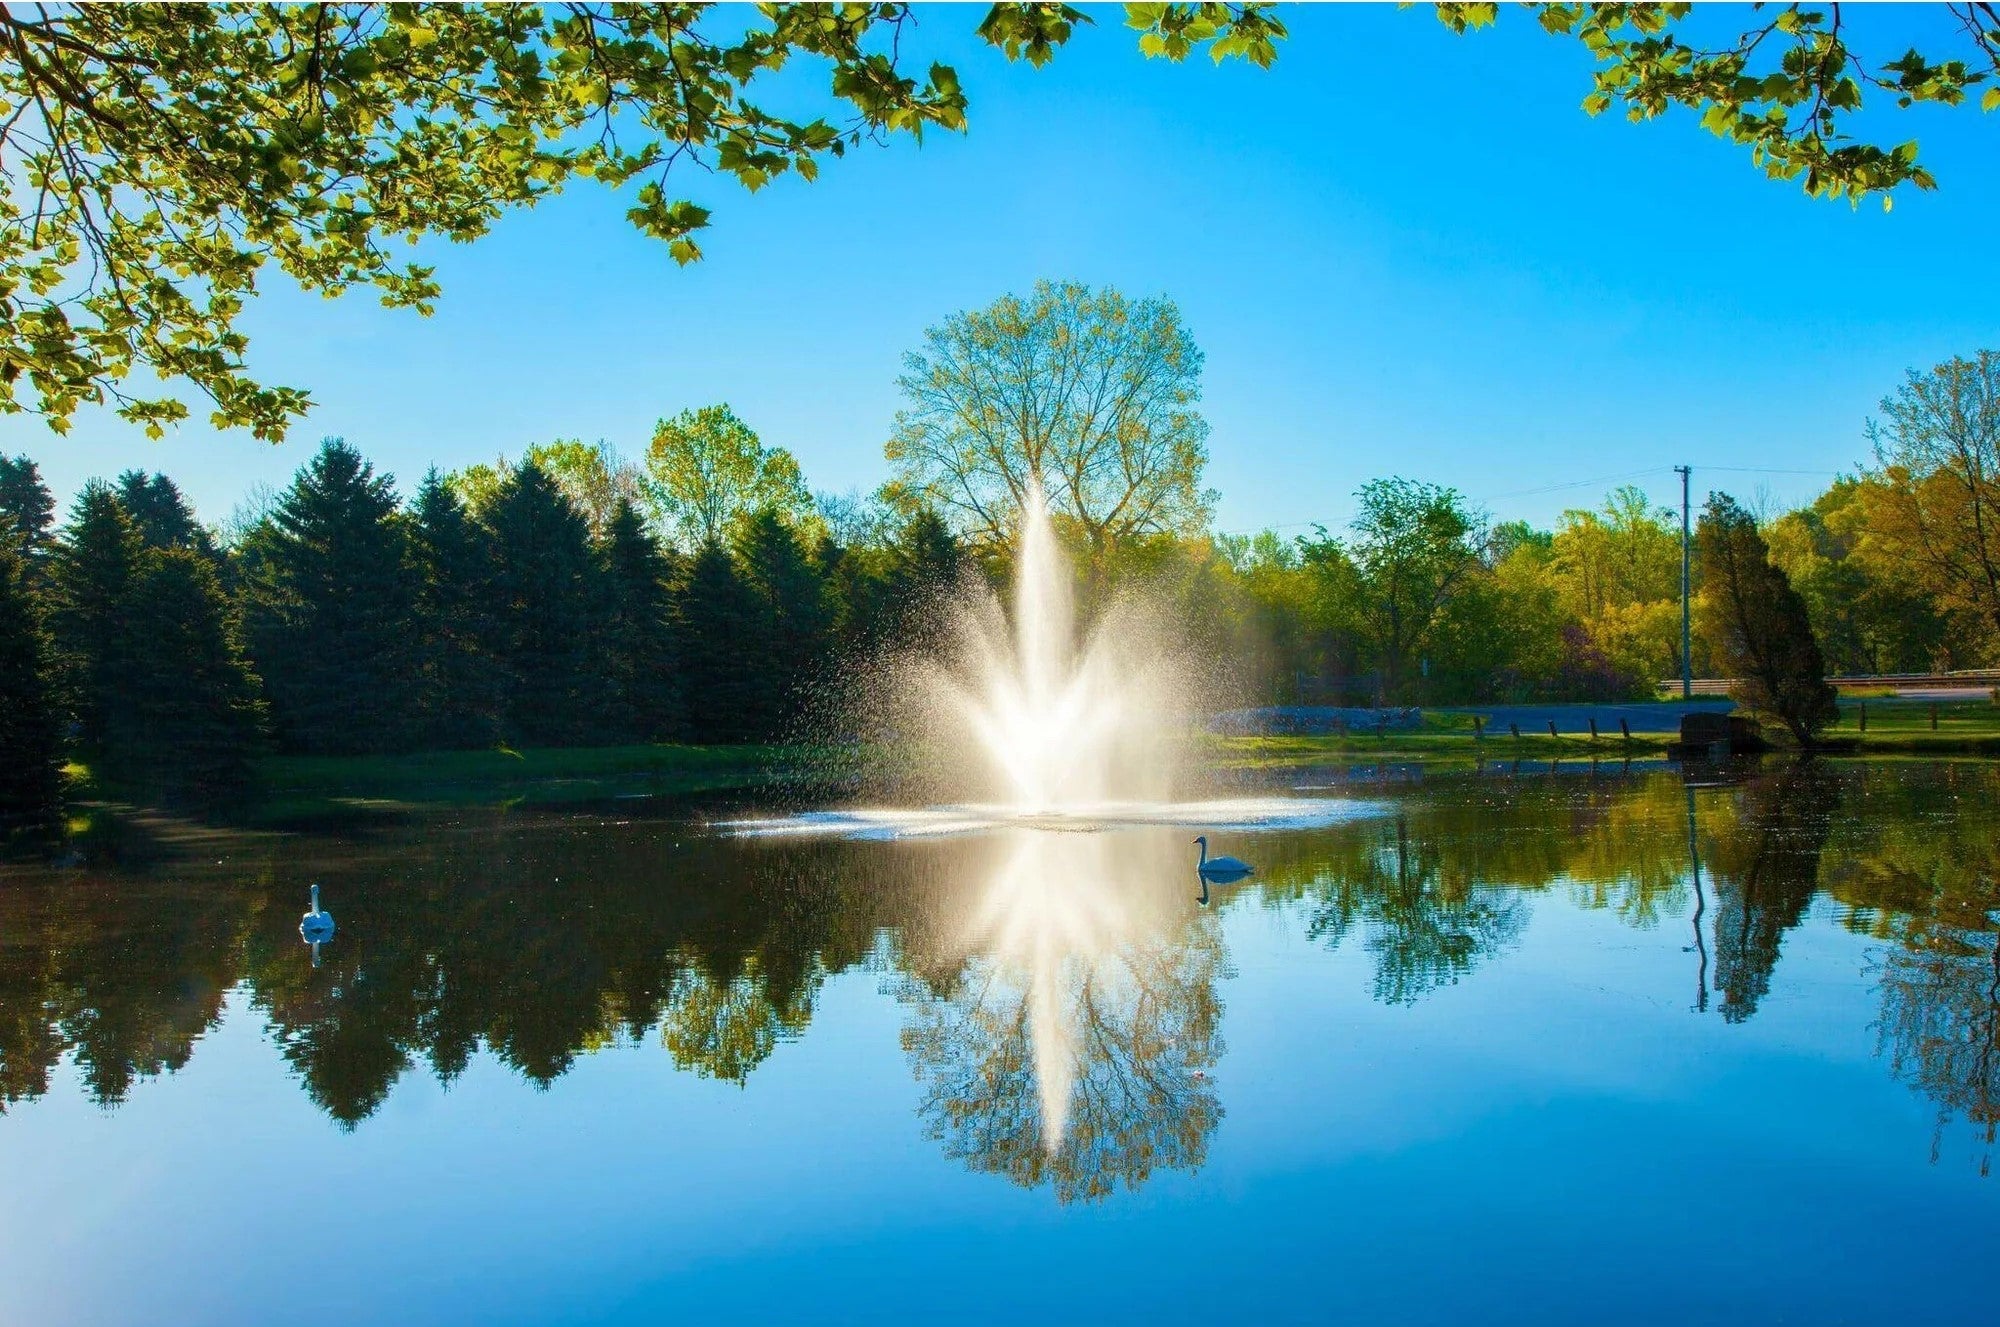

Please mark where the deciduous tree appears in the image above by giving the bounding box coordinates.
[643,405,810,549]
[1860,350,2000,660]
[887,280,1213,561]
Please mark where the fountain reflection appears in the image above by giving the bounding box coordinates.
[897,828,1222,1202]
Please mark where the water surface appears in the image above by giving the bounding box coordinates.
[2,760,1995,1324]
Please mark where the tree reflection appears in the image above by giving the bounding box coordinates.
[895,831,1223,1203]
[1702,762,1838,1023]
[8,762,2000,1185]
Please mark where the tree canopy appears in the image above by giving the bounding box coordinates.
[0,2,1284,443]
[887,279,1213,558]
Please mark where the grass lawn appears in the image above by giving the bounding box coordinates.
[1817,696,2000,753]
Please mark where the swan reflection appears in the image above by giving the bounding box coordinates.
[899,829,1223,1203]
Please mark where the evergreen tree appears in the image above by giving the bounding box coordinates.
[596,496,679,742]
[116,470,218,558]
[112,549,265,802]
[736,506,832,735]
[485,461,600,745]
[886,505,964,639]
[674,540,772,744]
[0,454,56,571]
[1697,493,1839,745]
[0,545,64,835]
[48,481,143,753]
[409,470,502,749]
[241,440,417,754]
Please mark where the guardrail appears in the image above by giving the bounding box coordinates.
[1659,673,2000,696]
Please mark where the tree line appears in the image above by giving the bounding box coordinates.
[3,284,1996,830]
[0,436,965,827]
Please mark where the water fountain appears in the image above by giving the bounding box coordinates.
[733,481,1374,839]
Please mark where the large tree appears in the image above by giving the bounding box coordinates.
[239,439,417,754]
[596,496,680,742]
[736,506,833,736]
[886,280,1213,560]
[643,404,811,549]
[673,540,774,745]
[1698,492,1838,745]
[1340,478,1487,703]
[408,470,501,749]
[47,480,142,753]
[484,460,601,745]
[1861,350,2000,660]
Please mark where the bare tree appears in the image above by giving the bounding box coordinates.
[886,280,1213,559]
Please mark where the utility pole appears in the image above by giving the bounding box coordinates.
[1674,464,1692,700]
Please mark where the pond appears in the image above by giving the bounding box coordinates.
[1,759,1996,1325]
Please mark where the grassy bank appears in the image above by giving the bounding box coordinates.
[254,742,813,812]
[1213,697,2000,767]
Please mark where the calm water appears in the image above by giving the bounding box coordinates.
[2,760,1997,1325]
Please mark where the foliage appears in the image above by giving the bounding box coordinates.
[1435,3,2000,207]
[888,279,1213,561]
[0,3,1286,442]
[644,404,811,549]
[449,439,644,538]
[1697,492,1838,744]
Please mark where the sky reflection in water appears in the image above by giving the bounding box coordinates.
[1,761,1997,1325]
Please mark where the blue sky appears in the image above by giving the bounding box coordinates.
[6,3,1996,536]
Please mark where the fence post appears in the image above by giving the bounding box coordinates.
[1588,716,1599,739]
[1619,717,1631,740]
[1509,722,1520,739]
[1931,702,1939,731]
[1859,702,1867,733]
[1473,715,1484,740]
[1548,719,1558,738]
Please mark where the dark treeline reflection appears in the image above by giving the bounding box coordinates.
[2,762,1998,1185]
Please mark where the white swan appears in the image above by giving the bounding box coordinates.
[300,883,335,943]
[1194,836,1252,880]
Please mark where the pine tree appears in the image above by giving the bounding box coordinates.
[674,540,772,744]
[485,460,600,745]
[736,506,832,736]
[0,454,56,572]
[116,470,218,558]
[48,481,143,754]
[241,440,417,754]
[0,545,64,835]
[410,470,501,748]
[596,496,679,742]
[886,505,964,639]
[113,549,265,803]
[1698,493,1839,745]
